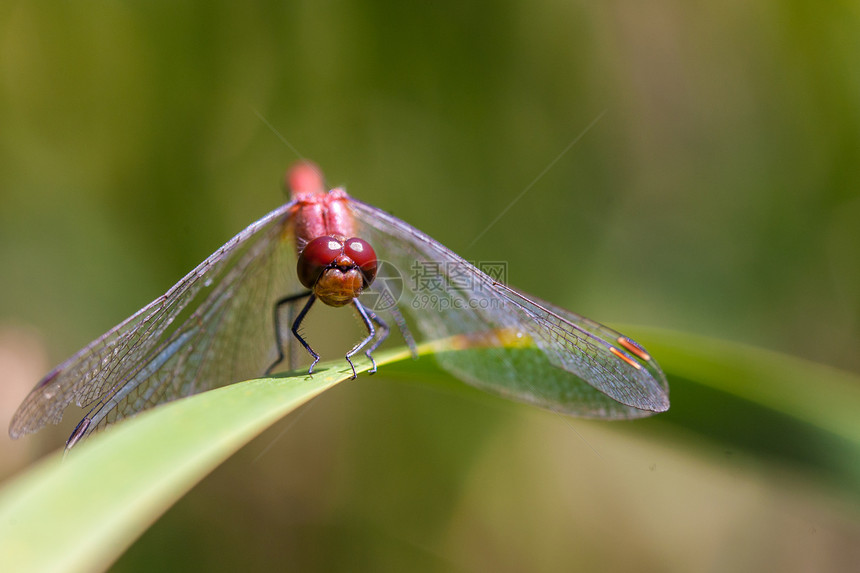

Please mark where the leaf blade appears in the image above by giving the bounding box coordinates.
[0,348,409,573]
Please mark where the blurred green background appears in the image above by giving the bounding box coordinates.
[1,1,859,571]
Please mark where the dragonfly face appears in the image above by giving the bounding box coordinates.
[296,235,378,307]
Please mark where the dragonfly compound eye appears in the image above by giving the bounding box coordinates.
[344,238,378,286]
[297,236,343,288]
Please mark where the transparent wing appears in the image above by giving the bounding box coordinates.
[9,202,303,440]
[351,199,669,419]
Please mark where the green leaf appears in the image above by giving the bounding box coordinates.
[623,326,860,491]
[0,345,412,573]
[630,327,860,444]
[3,329,860,573]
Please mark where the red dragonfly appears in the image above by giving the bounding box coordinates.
[10,162,669,449]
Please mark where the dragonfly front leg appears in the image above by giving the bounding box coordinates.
[345,299,379,378]
[362,306,389,374]
[267,292,317,375]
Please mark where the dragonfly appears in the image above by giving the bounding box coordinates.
[9,161,669,450]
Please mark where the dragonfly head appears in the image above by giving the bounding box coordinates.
[297,235,378,307]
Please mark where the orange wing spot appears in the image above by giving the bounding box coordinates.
[617,336,651,362]
[610,346,642,370]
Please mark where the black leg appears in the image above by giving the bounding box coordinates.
[346,299,378,379]
[266,291,315,375]
[362,308,389,374]
[291,295,320,374]
[366,282,417,359]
